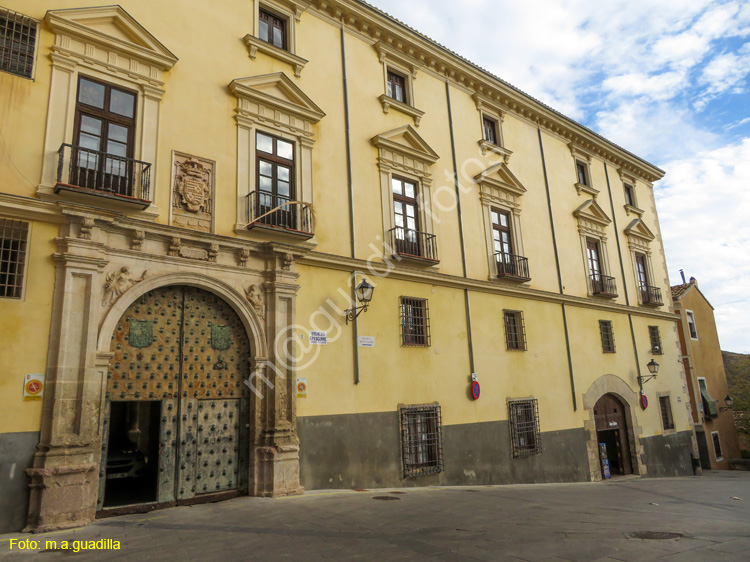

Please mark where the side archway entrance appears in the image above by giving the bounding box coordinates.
[593,394,633,476]
[98,285,252,513]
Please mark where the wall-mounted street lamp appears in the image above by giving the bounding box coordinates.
[638,359,660,386]
[345,278,375,324]
[719,395,734,413]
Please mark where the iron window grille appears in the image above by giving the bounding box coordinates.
[508,399,541,459]
[400,297,430,346]
[599,320,616,353]
[503,310,527,351]
[0,8,37,79]
[648,326,662,354]
[400,403,443,477]
[0,218,29,298]
[658,396,674,431]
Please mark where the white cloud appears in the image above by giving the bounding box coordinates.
[657,137,750,352]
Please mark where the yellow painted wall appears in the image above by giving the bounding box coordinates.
[0,0,689,448]
[0,220,57,433]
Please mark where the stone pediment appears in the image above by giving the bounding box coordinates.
[573,199,611,227]
[371,125,439,164]
[624,218,655,242]
[229,73,325,124]
[46,6,178,71]
[474,162,526,197]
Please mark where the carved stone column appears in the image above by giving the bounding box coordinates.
[252,251,303,497]
[25,231,109,532]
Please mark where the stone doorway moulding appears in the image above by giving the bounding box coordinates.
[582,374,646,481]
[25,226,305,532]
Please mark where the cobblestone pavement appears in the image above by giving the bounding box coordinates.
[1,471,749,561]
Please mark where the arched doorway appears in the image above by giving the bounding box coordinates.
[98,285,252,512]
[593,394,633,477]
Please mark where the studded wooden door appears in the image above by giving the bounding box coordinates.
[106,286,251,507]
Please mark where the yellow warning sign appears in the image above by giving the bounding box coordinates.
[23,374,44,401]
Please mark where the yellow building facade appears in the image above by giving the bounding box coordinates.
[0,0,696,533]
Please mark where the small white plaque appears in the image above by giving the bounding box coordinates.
[358,336,375,348]
[309,331,327,345]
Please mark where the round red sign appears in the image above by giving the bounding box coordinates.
[641,394,648,409]
[25,380,42,395]
[471,381,481,400]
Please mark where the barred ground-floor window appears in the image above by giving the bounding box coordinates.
[399,403,443,477]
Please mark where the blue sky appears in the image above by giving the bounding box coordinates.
[371,0,750,353]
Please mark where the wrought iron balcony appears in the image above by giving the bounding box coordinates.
[55,144,151,207]
[591,273,618,298]
[387,227,438,264]
[639,284,663,306]
[246,191,314,238]
[495,252,531,281]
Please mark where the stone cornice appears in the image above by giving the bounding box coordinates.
[308,0,665,183]
[0,194,66,223]
[300,250,676,320]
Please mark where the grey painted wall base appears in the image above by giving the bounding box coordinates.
[297,413,590,490]
[0,432,39,533]
[640,431,695,477]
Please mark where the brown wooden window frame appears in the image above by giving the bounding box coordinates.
[624,183,635,207]
[0,218,29,299]
[576,160,589,186]
[492,208,514,256]
[508,399,541,459]
[72,75,138,193]
[482,116,498,145]
[503,310,527,351]
[648,326,662,354]
[400,296,430,347]
[386,69,408,104]
[0,8,37,79]
[599,320,616,353]
[258,8,287,50]
[399,403,444,477]
[658,396,675,431]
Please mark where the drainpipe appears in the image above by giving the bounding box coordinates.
[537,128,576,410]
[603,165,643,389]
[445,80,475,375]
[340,27,360,384]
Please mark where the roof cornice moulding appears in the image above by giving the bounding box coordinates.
[310,0,664,183]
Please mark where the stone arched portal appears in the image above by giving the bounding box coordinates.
[26,226,305,532]
[582,375,645,481]
[97,285,253,512]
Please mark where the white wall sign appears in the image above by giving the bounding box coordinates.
[309,331,327,345]
[358,336,375,348]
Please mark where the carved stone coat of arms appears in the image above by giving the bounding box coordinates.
[172,153,215,232]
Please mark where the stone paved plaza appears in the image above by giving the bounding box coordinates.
[1,471,749,561]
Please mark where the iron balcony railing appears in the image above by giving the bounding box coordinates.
[387,227,438,262]
[640,284,663,306]
[56,144,151,202]
[591,273,618,297]
[495,252,531,280]
[246,191,313,234]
